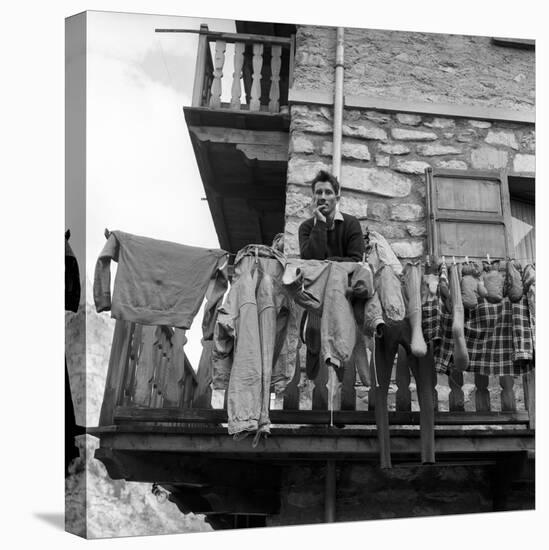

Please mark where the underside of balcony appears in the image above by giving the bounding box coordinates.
[184,107,289,254]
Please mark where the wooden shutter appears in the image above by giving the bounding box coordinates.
[425,168,515,260]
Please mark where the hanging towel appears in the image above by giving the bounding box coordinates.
[93,230,227,328]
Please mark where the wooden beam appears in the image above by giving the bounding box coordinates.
[288,88,535,124]
[113,407,531,426]
[155,28,292,47]
[94,430,534,457]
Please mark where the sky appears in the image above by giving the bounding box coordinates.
[80,11,237,366]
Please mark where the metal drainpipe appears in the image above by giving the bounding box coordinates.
[324,26,345,525]
[332,26,345,180]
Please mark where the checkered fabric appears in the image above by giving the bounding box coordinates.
[422,294,534,375]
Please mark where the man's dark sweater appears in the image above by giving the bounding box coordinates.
[298,212,365,262]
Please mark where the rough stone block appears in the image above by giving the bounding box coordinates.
[513,153,535,173]
[390,240,425,258]
[368,202,390,220]
[375,155,390,167]
[470,146,509,170]
[468,120,492,129]
[391,128,438,141]
[519,130,535,152]
[395,113,422,126]
[287,158,331,185]
[339,196,368,218]
[457,132,474,143]
[285,188,312,217]
[391,203,424,221]
[291,105,333,135]
[283,218,301,256]
[364,110,392,124]
[435,160,469,170]
[343,122,387,141]
[394,160,431,174]
[416,144,461,156]
[322,141,371,161]
[378,143,411,155]
[424,118,455,129]
[340,165,412,197]
[361,221,407,239]
[291,134,316,154]
[485,130,519,150]
[406,224,427,237]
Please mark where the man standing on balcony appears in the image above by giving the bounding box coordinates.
[296,170,366,382]
[298,170,365,262]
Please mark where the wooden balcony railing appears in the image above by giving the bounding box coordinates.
[191,24,294,114]
[99,318,535,432]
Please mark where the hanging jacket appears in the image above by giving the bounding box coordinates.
[212,255,291,436]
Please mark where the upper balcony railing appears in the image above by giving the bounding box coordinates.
[99,317,535,433]
[189,24,293,114]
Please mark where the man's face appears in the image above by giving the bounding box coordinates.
[313,180,338,218]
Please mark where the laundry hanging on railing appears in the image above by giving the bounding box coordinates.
[421,258,535,376]
[212,245,293,442]
[93,230,228,329]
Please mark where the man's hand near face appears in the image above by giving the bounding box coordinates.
[313,204,327,224]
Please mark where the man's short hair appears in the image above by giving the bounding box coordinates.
[311,170,340,195]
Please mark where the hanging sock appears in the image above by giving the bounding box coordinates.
[460,261,487,310]
[482,260,505,303]
[449,263,469,372]
[438,259,452,313]
[505,259,523,302]
[403,262,427,357]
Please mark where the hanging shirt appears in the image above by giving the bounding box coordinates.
[93,230,228,328]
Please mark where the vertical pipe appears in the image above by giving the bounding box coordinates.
[332,27,345,180]
[324,460,336,522]
[326,31,344,521]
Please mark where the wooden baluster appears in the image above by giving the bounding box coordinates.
[499,375,516,412]
[209,40,226,109]
[523,370,535,429]
[312,363,329,411]
[133,325,157,407]
[474,373,491,412]
[448,370,465,412]
[164,328,186,407]
[203,50,214,106]
[192,24,209,107]
[432,367,439,412]
[157,330,173,407]
[121,323,143,406]
[182,359,196,408]
[230,42,245,110]
[249,43,263,111]
[341,360,356,411]
[194,340,213,408]
[99,320,134,426]
[151,328,165,408]
[242,46,253,105]
[395,345,411,412]
[268,45,282,113]
[283,339,301,410]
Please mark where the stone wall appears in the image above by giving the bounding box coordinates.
[284,105,535,259]
[267,461,533,527]
[293,27,535,112]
